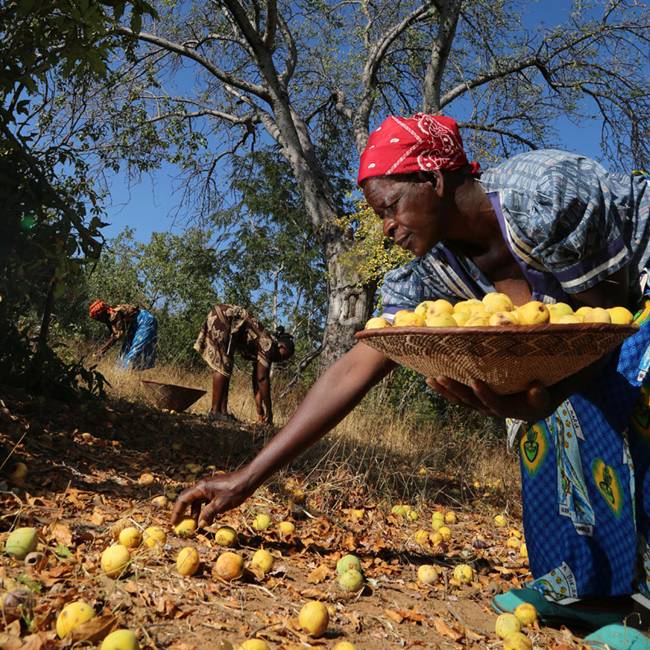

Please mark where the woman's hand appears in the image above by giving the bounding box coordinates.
[171,469,256,527]
[427,377,553,421]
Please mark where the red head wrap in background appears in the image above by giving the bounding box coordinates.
[89,299,109,319]
[357,113,480,185]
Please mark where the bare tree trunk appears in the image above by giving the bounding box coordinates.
[319,228,376,371]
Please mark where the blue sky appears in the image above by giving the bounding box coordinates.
[100,1,620,242]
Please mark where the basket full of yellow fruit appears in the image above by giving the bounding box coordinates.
[356,294,638,395]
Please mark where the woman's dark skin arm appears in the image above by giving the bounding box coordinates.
[172,343,396,526]
[430,267,632,420]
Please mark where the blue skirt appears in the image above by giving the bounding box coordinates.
[118,309,158,370]
[520,318,650,601]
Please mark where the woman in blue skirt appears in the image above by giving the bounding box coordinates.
[172,114,649,647]
[89,299,158,370]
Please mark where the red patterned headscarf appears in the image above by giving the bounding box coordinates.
[89,299,109,320]
[357,113,480,185]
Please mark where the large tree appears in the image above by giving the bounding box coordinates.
[55,0,650,368]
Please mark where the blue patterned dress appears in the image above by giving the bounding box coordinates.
[109,305,158,370]
[380,150,650,601]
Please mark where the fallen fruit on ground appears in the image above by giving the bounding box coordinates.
[495,613,521,639]
[336,554,362,575]
[414,529,429,545]
[251,548,274,573]
[494,514,507,527]
[391,504,407,517]
[502,631,533,650]
[56,600,95,638]
[138,472,155,486]
[239,640,269,650]
[174,518,197,537]
[118,527,142,549]
[8,462,27,485]
[278,521,295,537]
[101,544,131,578]
[431,518,445,531]
[417,564,439,585]
[4,527,38,560]
[429,532,443,546]
[252,513,271,531]
[506,537,521,549]
[452,564,474,584]
[298,600,329,637]
[215,526,238,546]
[151,495,168,508]
[519,543,528,559]
[514,603,538,626]
[406,509,418,521]
[143,526,166,548]
[215,551,244,580]
[333,642,357,650]
[176,547,200,576]
[100,629,139,650]
[438,525,452,541]
[338,568,364,592]
[444,511,457,524]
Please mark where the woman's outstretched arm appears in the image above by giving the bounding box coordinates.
[172,342,395,526]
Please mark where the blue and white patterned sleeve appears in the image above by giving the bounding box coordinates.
[526,156,631,294]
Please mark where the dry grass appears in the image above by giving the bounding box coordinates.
[96,352,520,514]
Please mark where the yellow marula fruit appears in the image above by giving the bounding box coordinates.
[514,603,538,626]
[333,643,357,650]
[56,600,95,638]
[548,302,574,322]
[502,631,533,650]
[143,526,166,548]
[336,554,362,575]
[431,518,445,531]
[364,317,390,329]
[432,510,445,521]
[519,543,528,559]
[489,311,519,326]
[406,509,418,521]
[4,527,38,560]
[118,527,142,549]
[8,462,27,485]
[278,521,295,537]
[252,513,271,531]
[391,504,407,517]
[176,547,200,576]
[416,299,454,318]
[452,564,473,584]
[100,629,139,650]
[101,544,131,579]
[215,551,244,580]
[575,306,593,320]
[453,299,483,314]
[393,310,425,327]
[482,292,514,313]
[414,529,430,546]
[215,526,238,547]
[495,613,521,639]
[338,568,364,592]
[438,526,452,541]
[494,514,507,527]
[509,528,522,539]
[151,495,168,508]
[239,640,269,650]
[251,549,274,574]
[516,301,550,325]
[506,537,521,549]
[298,601,329,638]
[349,508,364,521]
[444,511,457,524]
[425,313,457,327]
[555,314,583,324]
[462,312,490,327]
[137,472,155,486]
[584,306,611,323]
[174,518,197,538]
[429,532,443,546]
[608,306,634,325]
[417,564,438,585]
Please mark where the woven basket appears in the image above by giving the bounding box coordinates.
[141,379,206,412]
[356,323,638,395]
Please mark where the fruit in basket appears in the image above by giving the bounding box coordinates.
[393,310,425,327]
[584,306,611,323]
[463,312,490,327]
[489,311,519,326]
[608,306,634,324]
[515,301,550,325]
[555,314,583,324]
[416,299,454,318]
[425,313,457,327]
[453,299,483,314]
[483,292,514,313]
[548,302,574,322]
[365,316,390,329]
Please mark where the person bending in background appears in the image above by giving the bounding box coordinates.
[89,300,158,370]
[194,303,295,425]
[174,115,649,646]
